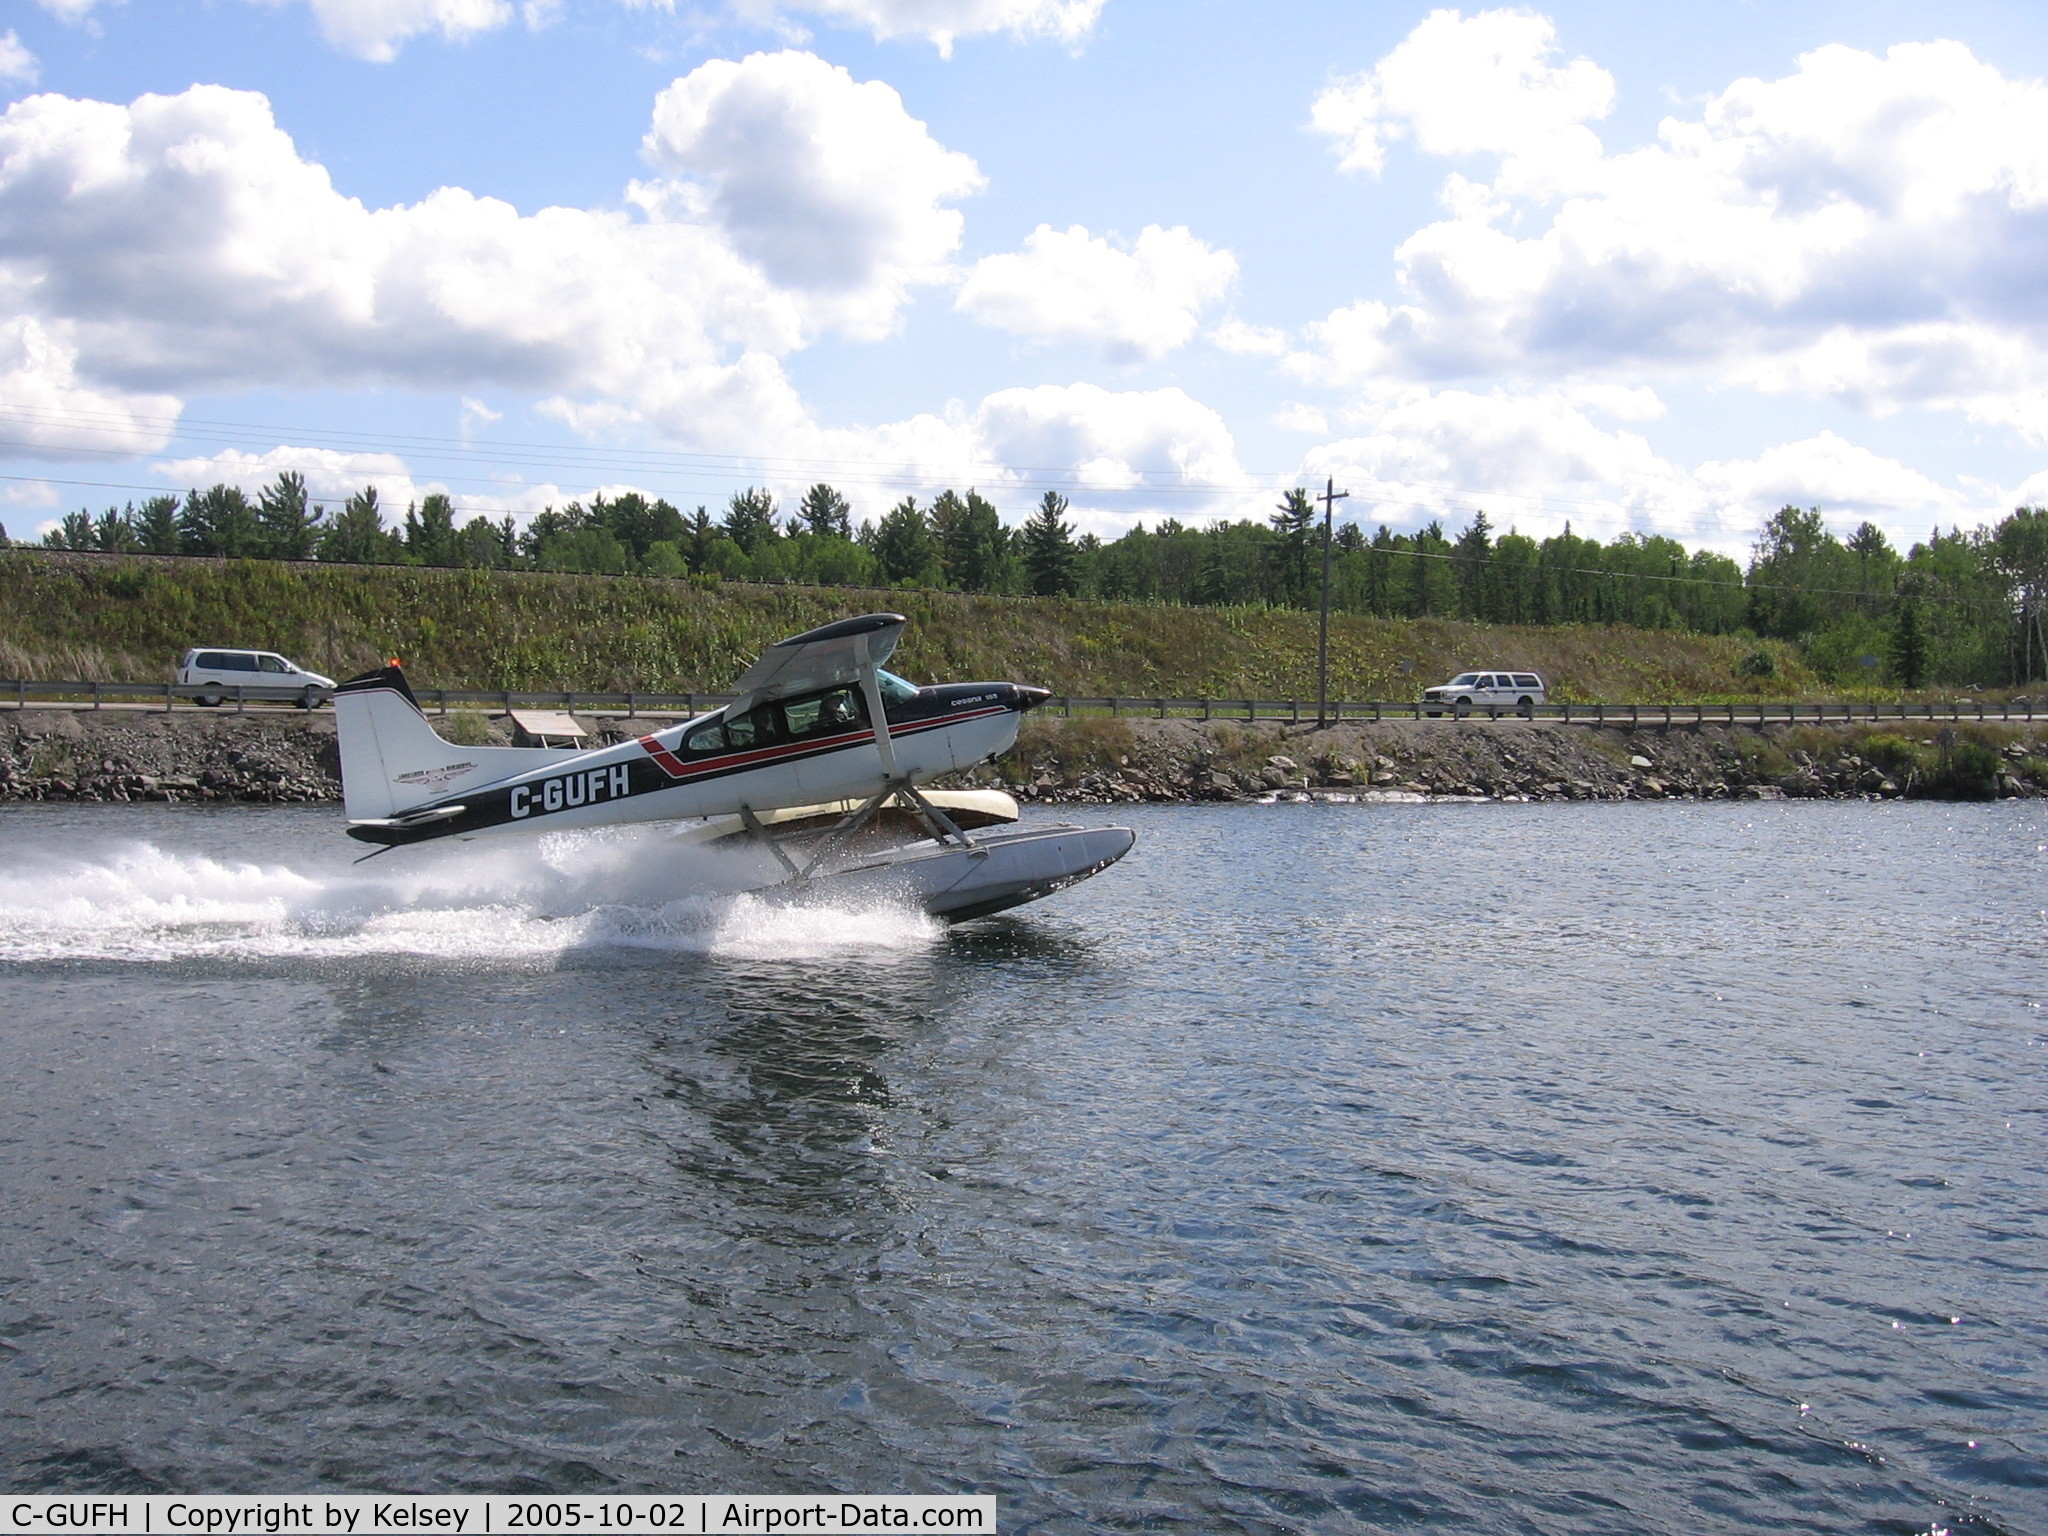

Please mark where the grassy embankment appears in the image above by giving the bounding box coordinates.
[0,550,1827,703]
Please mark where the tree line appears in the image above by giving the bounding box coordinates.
[11,474,2048,687]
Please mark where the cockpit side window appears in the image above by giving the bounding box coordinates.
[781,687,865,739]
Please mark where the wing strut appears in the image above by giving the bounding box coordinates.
[855,632,898,778]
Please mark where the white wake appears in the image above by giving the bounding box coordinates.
[0,824,942,964]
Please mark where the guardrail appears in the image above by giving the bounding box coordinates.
[1051,697,2047,725]
[2,679,2043,725]
[0,679,747,714]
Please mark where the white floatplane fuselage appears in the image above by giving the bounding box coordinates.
[330,612,1136,920]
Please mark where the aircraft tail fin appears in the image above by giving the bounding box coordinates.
[332,665,471,821]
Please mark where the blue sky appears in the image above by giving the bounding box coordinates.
[3,0,2046,552]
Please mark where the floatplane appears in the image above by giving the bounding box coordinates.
[332,613,1135,921]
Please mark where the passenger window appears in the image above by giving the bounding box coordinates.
[198,652,228,669]
[1515,675,1539,688]
[783,688,861,738]
[684,721,727,754]
[782,696,823,738]
[259,655,289,673]
[723,706,780,751]
[228,653,259,671]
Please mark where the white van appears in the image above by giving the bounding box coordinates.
[1422,670,1547,718]
[178,648,336,708]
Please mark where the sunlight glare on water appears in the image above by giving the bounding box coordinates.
[1,799,2044,1535]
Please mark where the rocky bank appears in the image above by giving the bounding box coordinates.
[2,707,2043,807]
[991,715,2048,805]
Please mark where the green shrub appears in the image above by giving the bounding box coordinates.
[436,707,496,746]
[1857,733,1930,779]
[1930,740,2002,800]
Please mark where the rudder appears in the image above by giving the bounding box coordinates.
[333,666,459,820]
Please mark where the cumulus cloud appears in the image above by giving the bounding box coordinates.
[1272,403,1328,434]
[152,445,430,508]
[278,0,514,61]
[1299,387,1976,552]
[49,0,520,61]
[0,31,38,85]
[1210,318,1288,357]
[0,318,180,459]
[1311,8,1612,182]
[61,0,1100,63]
[1302,24,2048,441]
[727,0,1104,54]
[711,381,1251,536]
[641,50,982,334]
[150,444,578,525]
[956,224,1235,362]
[972,382,1244,493]
[0,66,983,455]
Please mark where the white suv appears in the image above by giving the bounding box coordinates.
[178,648,336,708]
[1422,670,1547,718]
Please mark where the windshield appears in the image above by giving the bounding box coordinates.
[1449,673,1480,686]
[875,669,920,704]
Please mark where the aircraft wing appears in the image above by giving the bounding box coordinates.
[722,612,906,714]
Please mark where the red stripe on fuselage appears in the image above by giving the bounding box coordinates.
[636,706,1011,783]
[637,734,691,778]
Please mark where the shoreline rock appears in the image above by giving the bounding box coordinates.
[2,708,2040,807]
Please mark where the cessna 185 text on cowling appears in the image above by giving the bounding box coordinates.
[331,613,1135,921]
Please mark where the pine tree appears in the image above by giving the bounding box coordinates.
[1022,490,1077,597]
[46,510,95,549]
[591,492,684,561]
[404,493,457,565]
[872,496,935,584]
[517,505,576,566]
[95,505,141,552]
[1889,591,1930,689]
[1452,511,1492,619]
[722,488,779,554]
[135,495,181,555]
[798,483,852,540]
[179,485,263,556]
[318,486,398,563]
[684,506,716,572]
[1267,489,1316,604]
[256,472,322,560]
[932,488,1006,591]
[451,516,508,567]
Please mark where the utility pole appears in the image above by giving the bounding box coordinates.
[1316,476,1349,727]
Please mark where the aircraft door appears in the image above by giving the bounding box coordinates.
[787,687,880,794]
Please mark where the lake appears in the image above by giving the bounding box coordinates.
[0,799,2042,1533]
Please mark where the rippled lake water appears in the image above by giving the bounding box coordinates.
[1,799,2043,1533]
